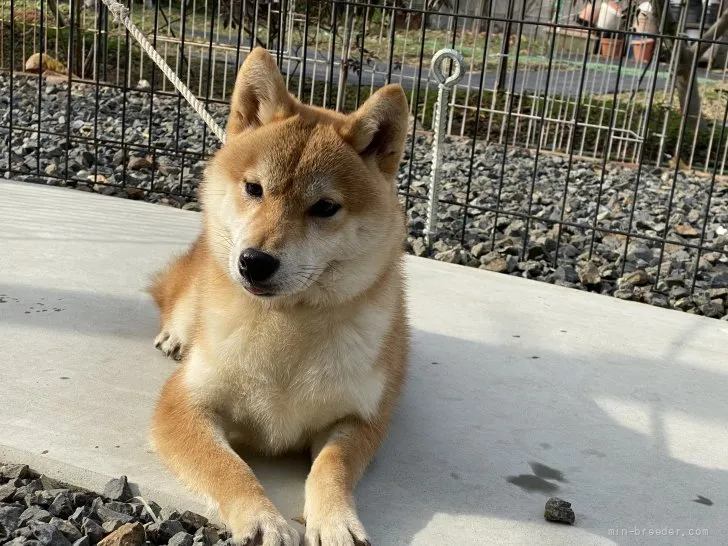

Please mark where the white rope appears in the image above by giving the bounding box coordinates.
[101,0,227,145]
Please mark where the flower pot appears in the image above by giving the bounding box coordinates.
[600,37,624,58]
[630,38,655,63]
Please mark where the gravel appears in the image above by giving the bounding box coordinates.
[543,497,576,525]
[2,74,728,320]
[0,463,233,546]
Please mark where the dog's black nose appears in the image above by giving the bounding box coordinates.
[239,248,280,283]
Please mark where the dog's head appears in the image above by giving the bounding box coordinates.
[203,48,409,306]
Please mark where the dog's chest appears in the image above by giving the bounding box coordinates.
[188,305,391,452]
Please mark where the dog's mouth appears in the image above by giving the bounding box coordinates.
[243,283,276,297]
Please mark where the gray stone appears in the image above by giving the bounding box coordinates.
[614,289,634,300]
[48,493,73,519]
[577,261,601,286]
[101,521,124,534]
[2,465,31,480]
[19,507,52,526]
[95,507,133,525]
[193,527,219,546]
[410,237,428,257]
[470,242,489,259]
[543,497,575,524]
[700,301,725,318]
[71,492,94,508]
[38,477,63,492]
[480,252,508,273]
[709,287,728,299]
[621,270,650,286]
[145,520,185,544]
[103,503,133,517]
[710,272,728,288]
[81,518,105,544]
[434,248,462,264]
[29,522,72,546]
[68,508,87,527]
[72,538,90,546]
[0,482,18,502]
[675,297,696,310]
[671,286,691,300]
[626,244,653,263]
[645,292,669,308]
[102,478,132,503]
[49,519,82,542]
[0,505,25,532]
[168,532,193,546]
[178,512,207,534]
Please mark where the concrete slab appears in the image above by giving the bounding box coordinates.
[1,179,727,545]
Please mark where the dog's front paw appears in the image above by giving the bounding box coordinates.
[303,506,369,546]
[228,502,300,546]
[154,329,186,360]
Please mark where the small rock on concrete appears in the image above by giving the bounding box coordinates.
[97,522,145,546]
[102,478,132,503]
[544,497,575,524]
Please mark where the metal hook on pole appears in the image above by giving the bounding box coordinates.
[425,48,465,249]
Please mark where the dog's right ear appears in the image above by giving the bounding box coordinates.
[226,48,295,137]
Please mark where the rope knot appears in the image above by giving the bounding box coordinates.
[105,0,130,22]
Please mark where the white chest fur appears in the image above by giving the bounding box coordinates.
[184,302,391,453]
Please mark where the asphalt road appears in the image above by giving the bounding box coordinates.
[183,28,720,98]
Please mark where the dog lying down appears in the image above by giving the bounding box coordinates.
[148,47,410,546]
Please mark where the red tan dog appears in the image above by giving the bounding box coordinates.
[149,47,410,546]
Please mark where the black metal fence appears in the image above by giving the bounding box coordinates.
[2,0,728,319]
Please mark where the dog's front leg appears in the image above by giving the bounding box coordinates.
[151,368,300,546]
[303,417,387,546]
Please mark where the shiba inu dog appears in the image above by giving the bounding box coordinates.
[149,47,410,546]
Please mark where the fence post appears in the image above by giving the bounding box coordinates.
[426,48,465,249]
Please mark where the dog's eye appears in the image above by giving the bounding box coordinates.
[245,182,263,198]
[309,199,341,218]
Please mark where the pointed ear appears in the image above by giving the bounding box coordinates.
[339,84,409,178]
[226,47,296,137]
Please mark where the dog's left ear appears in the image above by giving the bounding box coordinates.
[339,84,409,178]
[226,47,296,137]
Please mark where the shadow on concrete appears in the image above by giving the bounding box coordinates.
[0,283,158,339]
[346,326,726,544]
